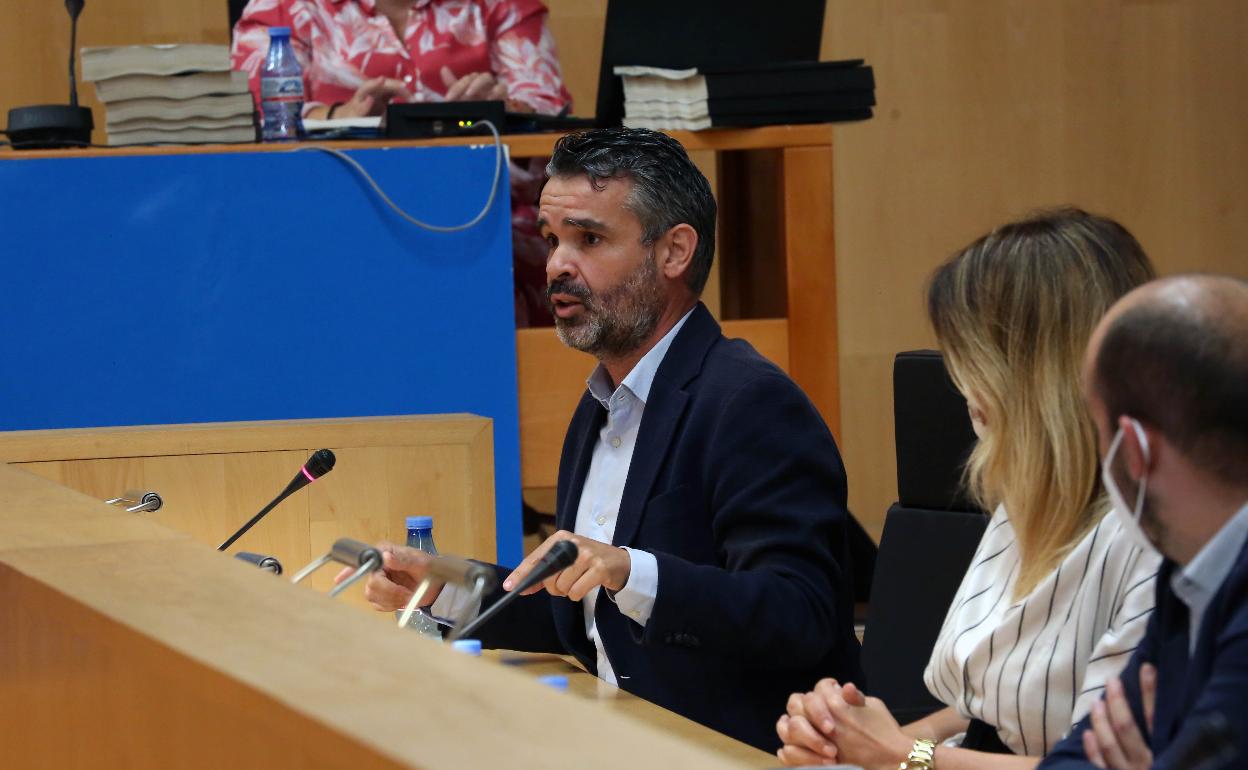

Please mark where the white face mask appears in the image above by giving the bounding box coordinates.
[1102,419,1157,553]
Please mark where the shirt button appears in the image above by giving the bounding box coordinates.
[610,437,622,448]
[403,75,413,84]
[595,514,607,526]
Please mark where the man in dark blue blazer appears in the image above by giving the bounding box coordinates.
[1039,274,1248,770]
[358,128,863,751]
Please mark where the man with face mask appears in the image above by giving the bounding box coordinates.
[1039,274,1248,770]
[350,128,863,751]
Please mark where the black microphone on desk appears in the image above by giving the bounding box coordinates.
[4,0,95,149]
[453,540,579,641]
[217,449,336,551]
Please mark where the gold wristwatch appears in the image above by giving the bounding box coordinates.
[899,738,937,770]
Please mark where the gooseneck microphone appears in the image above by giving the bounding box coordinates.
[453,540,578,640]
[66,0,84,108]
[217,449,336,551]
[5,0,95,149]
[234,552,283,574]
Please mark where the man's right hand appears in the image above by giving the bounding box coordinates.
[332,541,443,611]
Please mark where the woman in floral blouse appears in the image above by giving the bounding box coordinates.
[231,0,572,325]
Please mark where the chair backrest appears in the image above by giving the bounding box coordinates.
[861,350,986,724]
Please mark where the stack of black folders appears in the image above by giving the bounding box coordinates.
[614,58,875,131]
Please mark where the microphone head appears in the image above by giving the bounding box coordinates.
[304,449,336,479]
[547,539,578,570]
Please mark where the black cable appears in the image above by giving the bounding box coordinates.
[291,119,503,232]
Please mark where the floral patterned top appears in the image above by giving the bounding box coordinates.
[231,0,571,116]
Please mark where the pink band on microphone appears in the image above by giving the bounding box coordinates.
[301,466,316,483]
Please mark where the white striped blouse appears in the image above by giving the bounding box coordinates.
[923,505,1161,755]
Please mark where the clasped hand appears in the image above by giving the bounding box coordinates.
[774,664,1158,770]
[776,678,911,770]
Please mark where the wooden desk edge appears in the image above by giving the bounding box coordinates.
[0,413,493,463]
[0,124,834,161]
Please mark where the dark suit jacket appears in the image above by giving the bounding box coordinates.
[1039,534,1248,769]
[471,303,863,751]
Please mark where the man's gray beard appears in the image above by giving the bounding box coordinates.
[555,255,664,360]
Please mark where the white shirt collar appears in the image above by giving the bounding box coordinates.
[1172,499,1248,609]
[586,308,695,409]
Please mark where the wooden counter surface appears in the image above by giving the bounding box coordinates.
[0,123,834,161]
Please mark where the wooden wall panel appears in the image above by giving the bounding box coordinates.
[543,0,607,116]
[823,0,1248,539]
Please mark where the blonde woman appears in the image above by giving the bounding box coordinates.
[776,209,1162,770]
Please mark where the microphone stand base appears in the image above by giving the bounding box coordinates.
[6,105,94,150]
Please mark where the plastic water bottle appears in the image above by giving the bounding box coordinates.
[259,26,304,142]
[397,515,442,639]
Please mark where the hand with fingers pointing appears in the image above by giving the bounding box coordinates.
[502,530,631,601]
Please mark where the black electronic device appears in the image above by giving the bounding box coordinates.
[5,0,95,150]
[384,100,507,139]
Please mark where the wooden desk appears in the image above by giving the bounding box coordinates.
[0,415,497,613]
[2,125,839,495]
[0,462,763,769]
[493,651,778,768]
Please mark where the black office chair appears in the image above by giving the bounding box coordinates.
[860,350,988,724]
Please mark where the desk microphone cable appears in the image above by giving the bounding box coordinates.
[1,120,505,234]
[290,118,504,234]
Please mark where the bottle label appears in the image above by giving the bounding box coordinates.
[261,76,304,103]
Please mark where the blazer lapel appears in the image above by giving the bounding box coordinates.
[613,387,689,547]
[612,304,720,548]
[1153,631,1191,745]
[1151,580,1193,746]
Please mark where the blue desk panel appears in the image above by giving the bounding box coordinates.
[0,144,523,566]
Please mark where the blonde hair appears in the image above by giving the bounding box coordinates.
[927,208,1156,600]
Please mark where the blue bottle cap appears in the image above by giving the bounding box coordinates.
[406,515,433,530]
[537,675,568,692]
[451,639,482,656]
[267,26,291,37]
